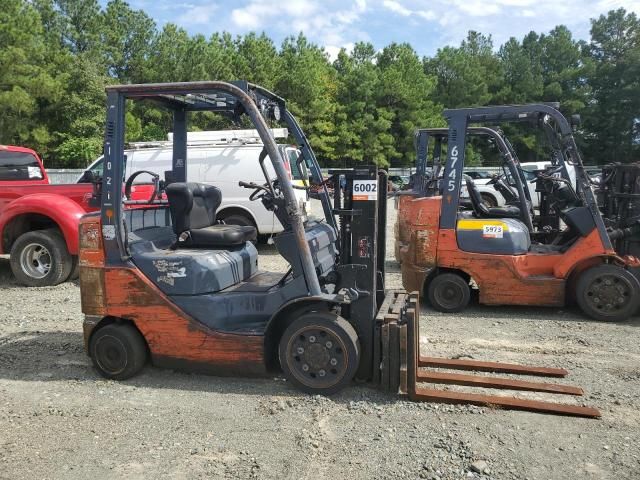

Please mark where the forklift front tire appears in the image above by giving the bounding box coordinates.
[89,323,148,380]
[278,312,360,396]
[575,264,640,322]
[427,272,471,313]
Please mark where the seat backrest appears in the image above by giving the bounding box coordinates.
[464,175,490,216]
[165,182,222,234]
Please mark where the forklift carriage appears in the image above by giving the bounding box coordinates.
[79,84,599,417]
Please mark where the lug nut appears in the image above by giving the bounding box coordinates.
[325,341,333,349]
[330,358,337,366]
[297,347,304,354]
[318,369,326,377]
[309,335,316,343]
[302,364,309,372]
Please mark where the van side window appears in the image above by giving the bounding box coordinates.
[0,151,43,180]
[287,149,308,181]
[90,158,104,177]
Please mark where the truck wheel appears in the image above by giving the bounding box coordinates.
[480,193,498,207]
[89,323,148,380]
[9,229,73,287]
[279,312,360,396]
[67,256,80,281]
[575,264,640,322]
[427,272,471,313]
[220,213,254,228]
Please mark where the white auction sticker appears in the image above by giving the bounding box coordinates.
[482,224,503,238]
[353,180,378,201]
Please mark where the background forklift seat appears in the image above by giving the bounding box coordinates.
[464,175,520,219]
[166,182,256,248]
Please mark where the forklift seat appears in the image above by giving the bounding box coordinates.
[465,176,521,219]
[166,182,256,248]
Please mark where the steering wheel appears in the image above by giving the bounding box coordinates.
[125,170,160,203]
[239,181,272,201]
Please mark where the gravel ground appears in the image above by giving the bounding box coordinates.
[0,204,639,480]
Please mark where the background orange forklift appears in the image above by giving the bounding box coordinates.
[398,104,640,322]
[78,85,599,417]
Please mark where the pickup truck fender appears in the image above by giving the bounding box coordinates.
[0,194,87,255]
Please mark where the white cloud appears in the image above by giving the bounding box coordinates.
[229,0,370,54]
[146,0,640,57]
[176,4,219,26]
[382,0,411,16]
[325,42,355,61]
[379,0,640,50]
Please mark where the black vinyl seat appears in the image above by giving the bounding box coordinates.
[166,182,256,248]
[464,175,521,219]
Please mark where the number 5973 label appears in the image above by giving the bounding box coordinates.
[353,180,378,200]
[482,224,504,238]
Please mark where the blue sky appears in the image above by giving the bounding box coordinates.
[114,0,640,58]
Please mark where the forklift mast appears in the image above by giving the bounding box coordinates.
[330,166,387,380]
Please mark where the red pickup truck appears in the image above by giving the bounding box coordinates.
[0,145,153,287]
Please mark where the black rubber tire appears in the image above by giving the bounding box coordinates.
[575,264,640,322]
[89,323,148,380]
[480,193,498,207]
[220,213,254,228]
[67,256,80,281]
[9,229,73,287]
[278,312,360,396]
[427,272,471,313]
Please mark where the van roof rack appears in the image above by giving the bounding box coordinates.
[127,128,289,150]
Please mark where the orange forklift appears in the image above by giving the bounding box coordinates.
[398,104,640,321]
[78,84,599,417]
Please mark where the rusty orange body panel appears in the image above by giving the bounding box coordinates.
[397,194,622,307]
[78,217,266,376]
[107,268,266,374]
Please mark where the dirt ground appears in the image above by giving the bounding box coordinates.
[0,206,639,480]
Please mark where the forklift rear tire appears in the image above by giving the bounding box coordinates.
[278,312,360,396]
[427,273,471,313]
[575,264,640,322]
[89,323,148,380]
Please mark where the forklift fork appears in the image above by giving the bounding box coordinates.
[377,292,600,418]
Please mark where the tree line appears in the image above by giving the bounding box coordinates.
[1,1,638,168]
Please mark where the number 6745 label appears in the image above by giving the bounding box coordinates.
[353,180,378,200]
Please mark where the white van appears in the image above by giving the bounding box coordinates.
[78,129,309,235]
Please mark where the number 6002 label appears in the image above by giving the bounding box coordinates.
[353,180,378,200]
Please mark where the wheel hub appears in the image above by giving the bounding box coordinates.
[435,282,463,307]
[288,327,346,386]
[94,335,128,375]
[586,274,631,312]
[19,243,51,279]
